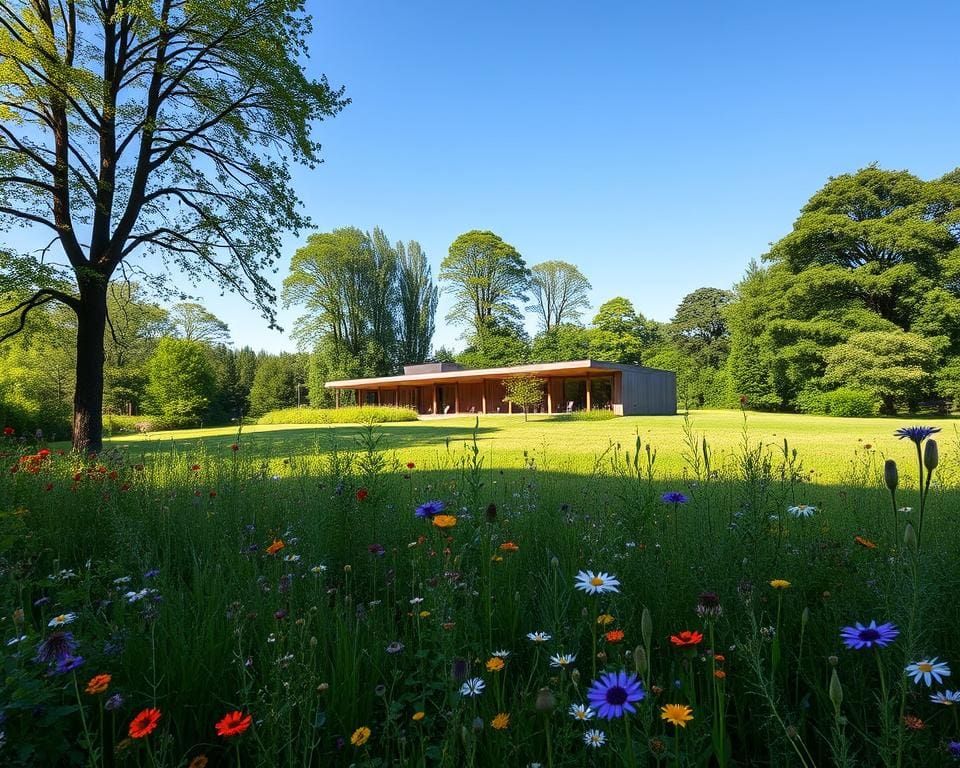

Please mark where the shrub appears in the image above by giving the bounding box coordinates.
[546,410,617,422]
[102,414,201,434]
[257,405,418,425]
[797,388,879,417]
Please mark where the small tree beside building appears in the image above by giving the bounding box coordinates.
[502,375,546,421]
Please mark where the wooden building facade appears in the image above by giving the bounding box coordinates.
[325,360,676,416]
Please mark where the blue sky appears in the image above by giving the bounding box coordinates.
[13,1,960,353]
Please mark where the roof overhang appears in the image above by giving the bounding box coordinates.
[324,360,658,388]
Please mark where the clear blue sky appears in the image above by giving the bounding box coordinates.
[20,1,960,353]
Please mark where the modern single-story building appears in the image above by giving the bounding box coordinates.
[324,360,676,416]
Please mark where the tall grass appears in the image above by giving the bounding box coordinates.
[0,418,958,766]
[257,405,418,425]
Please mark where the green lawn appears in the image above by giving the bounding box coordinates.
[103,409,960,484]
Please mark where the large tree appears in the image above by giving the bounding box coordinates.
[527,260,591,332]
[440,230,529,338]
[588,297,661,365]
[0,0,346,450]
[167,302,230,345]
[669,287,733,368]
[396,240,437,365]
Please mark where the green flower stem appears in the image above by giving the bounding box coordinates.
[624,713,637,768]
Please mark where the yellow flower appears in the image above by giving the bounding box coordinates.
[491,712,510,730]
[350,726,371,746]
[411,711,425,722]
[418,610,431,618]
[597,614,615,626]
[85,673,112,695]
[486,657,505,672]
[660,703,694,728]
[769,579,791,589]
[432,515,457,528]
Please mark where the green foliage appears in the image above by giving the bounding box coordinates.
[823,331,934,413]
[456,318,530,369]
[145,338,216,419]
[103,413,201,434]
[397,240,438,365]
[167,303,230,344]
[501,375,547,420]
[795,388,879,417]
[588,297,661,364]
[440,230,530,337]
[528,324,591,363]
[248,353,307,417]
[527,260,592,331]
[256,405,418,425]
[669,286,734,367]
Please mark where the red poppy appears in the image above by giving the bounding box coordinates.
[37,448,50,458]
[406,462,415,469]
[2,426,14,436]
[670,630,704,648]
[605,629,625,643]
[129,707,162,738]
[356,488,368,502]
[215,710,252,737]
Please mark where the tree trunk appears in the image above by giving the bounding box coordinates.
[72,282,108,452]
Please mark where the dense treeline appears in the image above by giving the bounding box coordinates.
[3,165,960,435]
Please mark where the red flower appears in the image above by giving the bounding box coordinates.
[37,448,50,458]
[2,426,14,436]
[190,464,201,471]
[129,708,162,739]
[230,443,240,452]
[406,462,415,469]
[215,710,252,737]
[605,629,625,643]
[356,488,368,502]
[670,630,704,648]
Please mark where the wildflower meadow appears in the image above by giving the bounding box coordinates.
[2,416,960,766]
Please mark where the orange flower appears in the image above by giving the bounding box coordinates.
[486,657,505,672]
[491,712,510,730]
[129,708,162,739]
[266,539,285,555]
[188,757,209,768]
[432,515,457,528]
[903,714,925,731]
[854,535,878,550]
[85,673,112,695]
[714,669,727,679]
[713,654,726,663]
[215,710,252,737]
[670,630,704,647]
[499,542,519,552]
[411,711,425,721]
[605,629,625,643]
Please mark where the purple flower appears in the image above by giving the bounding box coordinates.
[49,654,84,675]
[661,492,688,504]
[948,740,960,758]
[104,693,125,711]
[368,543,386,557]
[415,500,445,518]
[143,568,160,579]
[586,670,645,719]
[34,632,77,664]
[385,641,405,654]
[840,620,899,650]
[894,426,941,445]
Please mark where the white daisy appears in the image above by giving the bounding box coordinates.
[527,631,552,643]
[568,703,595,721]
[491,649,511,658]
[930,689,960,705]
[459,677,485,697]
[583,729,606,748]
[550,653,576,668]
[48,612,77,627]
[905,658,950,687]
[574,570,620,595]
[787,504,816,518]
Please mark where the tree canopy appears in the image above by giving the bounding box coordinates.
[527,260,591,332]
[0,0,346,449]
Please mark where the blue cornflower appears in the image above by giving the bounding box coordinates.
[415,500,445,518]
[949,740,960,759]
[661,491,688,504]
[894,426,941,445]
[840,620,899,650]
[143,568,160,579]
[50,654,84,675]
[586,670,645,719]
[34,632,77,664]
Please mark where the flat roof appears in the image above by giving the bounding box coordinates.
[325,360,670,388]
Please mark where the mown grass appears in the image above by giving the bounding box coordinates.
[1,414,958,766]
[102,409,960,485]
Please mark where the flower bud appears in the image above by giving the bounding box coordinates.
[923,439,939,471]
[829,669,843,712]
[472,716,484,733]
[570,669,580,687]
[344,564,352,573]
[801,607,810,629]
[828,655,838,667]
[535,687,556,712]
[634,645,648,677]
[884,459,899,492]
[904,521,917,551]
